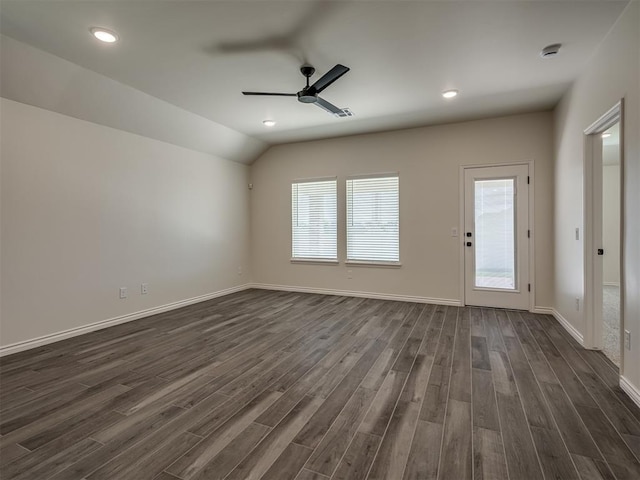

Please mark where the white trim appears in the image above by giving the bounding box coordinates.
[291,176,338,184]
[290,258,339,265]
[345,260,402,268]
[620,376,640,409]
[531,306,554,315]
[528,160,536,312]
[250,283,461,306]
[0,284,252,357]
[345,172,399,180]
[583,100,624,355]
[550,308,585,346]
[603,282,620,287]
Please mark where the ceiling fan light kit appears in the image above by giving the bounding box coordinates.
[243,63,352,117]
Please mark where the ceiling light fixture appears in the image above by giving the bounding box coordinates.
[442,90,458,99]
[90,27,119,43]
[263,120,276,127]
[601,132,611,138]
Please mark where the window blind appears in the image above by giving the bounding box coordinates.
[292,179,337,260]
[347,175,399,262]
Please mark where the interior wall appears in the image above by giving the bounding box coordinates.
[602,162,621,285]
[553,1,639,388]
[0,98,251,348]
[251,111,554,308]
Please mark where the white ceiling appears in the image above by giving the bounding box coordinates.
[0,0,629,157]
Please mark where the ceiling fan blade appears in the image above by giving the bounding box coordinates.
[242,92,297,96]
[314,96,343,115]
[310,64,349,94]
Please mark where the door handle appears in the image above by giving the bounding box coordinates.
[597,248,604,255]
[466,242,473,247]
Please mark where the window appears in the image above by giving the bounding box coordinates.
[346,175,399,263]
[291,179,337,261]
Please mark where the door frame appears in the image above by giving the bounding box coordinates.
[583,100,625,372]
[459,160,535,311]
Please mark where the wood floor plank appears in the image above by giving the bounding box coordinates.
[261,442,314,480]
[1,290,638,480]
[472,368,500,431]
[402,420,442,480]
[330,432,381,480]
[304,386,377,477]
[296,469,330,480]
[439,398,472,480]
[471,336,491,371]
[292,340,387,449]
[449,307,471,403]
[165,389,282,479]
[419,306,458,424]
[495,391,543,479]
[188,423,271,480]
[359,369,408,437]
[574,404,640,479]
[529,425,580,480]
[225,395,323,480]
[473,427,508,480]
[538,381,604,459]
[367,400,420,480]
[572,454,617,480]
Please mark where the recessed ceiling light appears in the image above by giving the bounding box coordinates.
[602,132,611,138]
[442,90,458,99]
[90,27,118,43]
[263,120,276,127]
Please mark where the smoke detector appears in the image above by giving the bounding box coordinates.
[540,44,562,58]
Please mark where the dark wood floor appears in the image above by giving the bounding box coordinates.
[1,290,640,480]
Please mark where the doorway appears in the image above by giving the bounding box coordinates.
[463,164,530,310]
[585,104,624,367]
[601,122,622,366]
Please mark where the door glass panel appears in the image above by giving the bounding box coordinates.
[474,178,516,290]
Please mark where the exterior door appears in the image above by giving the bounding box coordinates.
[464,165,530,309]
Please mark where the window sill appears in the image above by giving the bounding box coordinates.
[290,258,339,265]
[345,260,402,268]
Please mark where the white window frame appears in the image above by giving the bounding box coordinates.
[346,173,401,267]
[291,177,338,264]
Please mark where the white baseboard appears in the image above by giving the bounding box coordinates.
[531,306,554,315]
[0,284,252,357]
[549,308,585,346]
[620,376,640,409]
[249,283,461,306]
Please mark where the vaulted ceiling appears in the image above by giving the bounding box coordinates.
[0,0,629,163]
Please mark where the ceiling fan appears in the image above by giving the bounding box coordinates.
[242,64,351,116]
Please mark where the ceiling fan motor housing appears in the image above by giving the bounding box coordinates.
[297,89,318,103]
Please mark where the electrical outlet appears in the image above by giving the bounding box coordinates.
[575,297,580,311]
[347,269,353,279]
[451,227,459,237]
[624,330,631,350]
[119,287,127,299]
[141,283,148,295]
[238,266,243,276]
